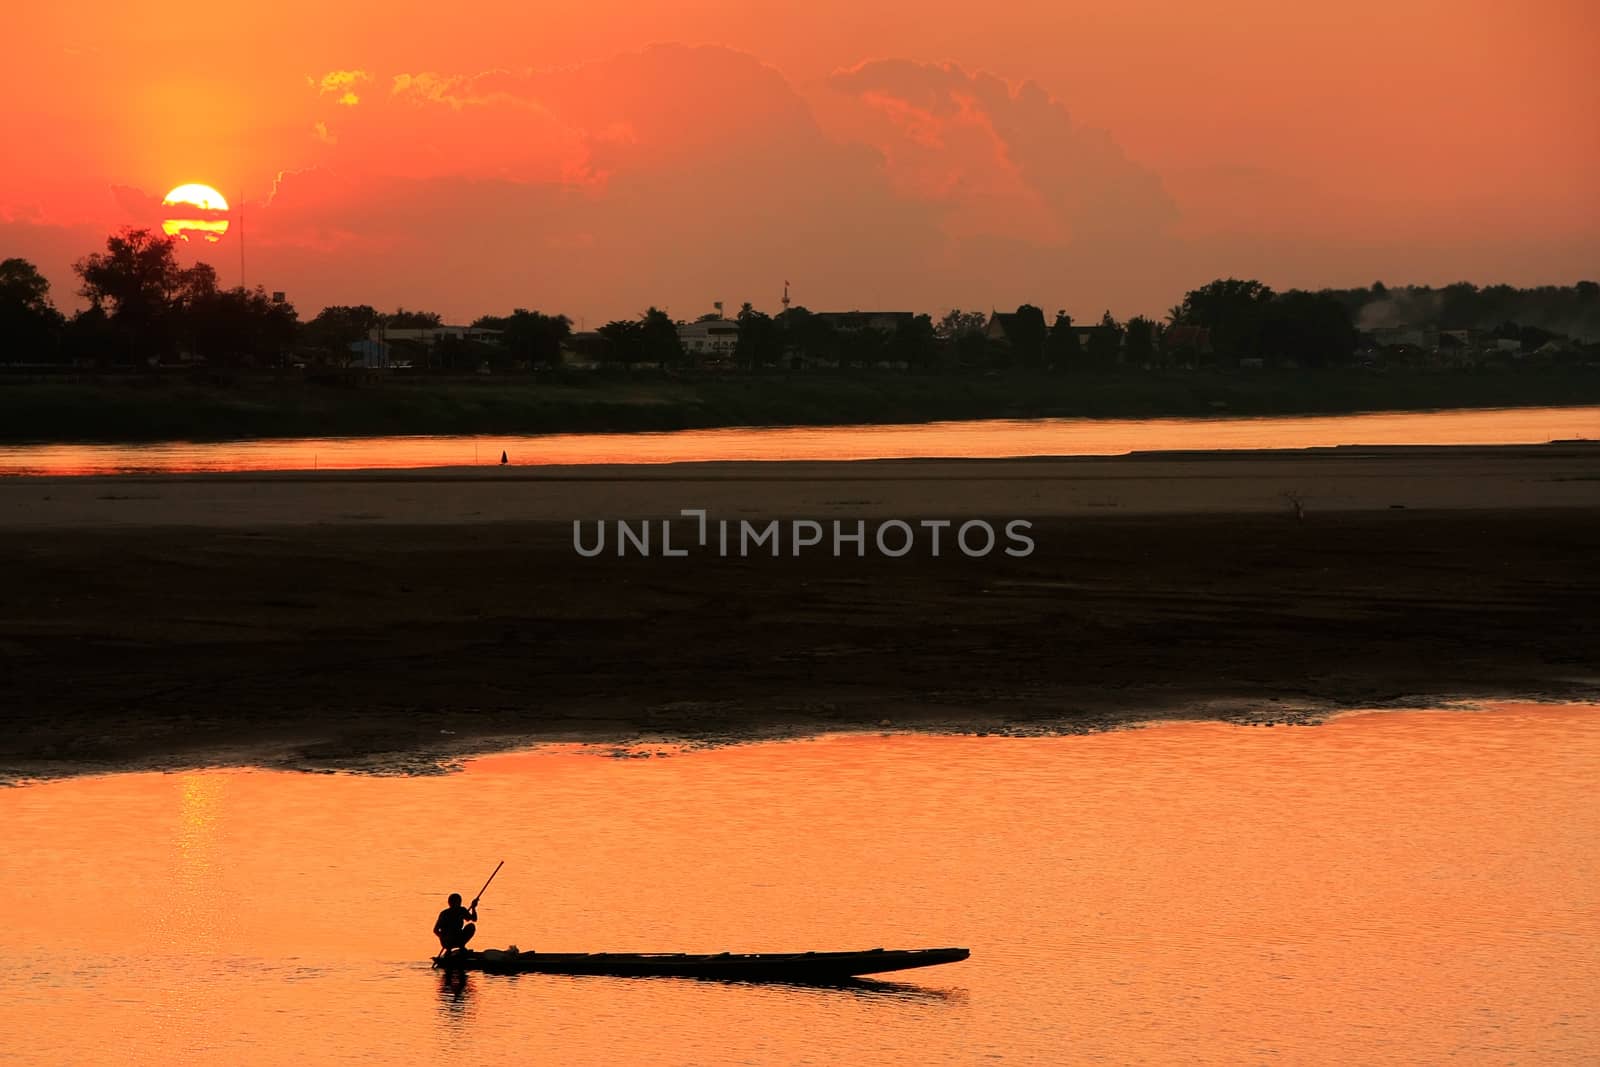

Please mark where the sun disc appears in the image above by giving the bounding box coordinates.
[163,183,229,212]
[162,183,231,243]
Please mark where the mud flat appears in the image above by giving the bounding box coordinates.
[3,444,1597,779]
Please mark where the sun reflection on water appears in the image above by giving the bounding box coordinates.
[163,775,229,952]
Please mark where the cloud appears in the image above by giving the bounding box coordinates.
[310,64,594,186]
[232,47,953,317]
[258,168,401,252]
[309,45,830,189]
[815,60,1177,245]
[313,69,371,106]
[229,46,1205,320]
[110,184,164,220]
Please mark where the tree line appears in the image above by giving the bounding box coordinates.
[2,228,1596,372]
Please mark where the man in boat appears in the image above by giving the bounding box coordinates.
[434,893,479,957]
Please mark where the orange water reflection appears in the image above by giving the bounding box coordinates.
[3,406,1596,476]
[0,704,1595,1064]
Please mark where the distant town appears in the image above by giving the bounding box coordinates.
[3,229,1597,378]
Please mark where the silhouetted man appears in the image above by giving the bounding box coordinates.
[434,892,479,956]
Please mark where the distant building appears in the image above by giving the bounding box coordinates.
[983,307,1048,346]
[677,318,740,360]
[814,311,917,334]
[349,338,390,368]
[1534,338,1581,359]
[367,325,501,345]
[351,325,501,369]
[1368,325,1438,350]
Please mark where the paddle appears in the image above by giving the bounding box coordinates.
[433,861,504,967]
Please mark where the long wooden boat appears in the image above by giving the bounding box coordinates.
[433,946,969,981]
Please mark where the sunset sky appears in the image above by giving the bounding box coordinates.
[3,0,1595,325]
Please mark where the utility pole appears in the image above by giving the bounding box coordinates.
[238,187,246,289]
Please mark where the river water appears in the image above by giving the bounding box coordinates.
[2,406,1596,476]
[1,704,1595,1065]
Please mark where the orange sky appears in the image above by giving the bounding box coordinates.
[2,0,1595,324]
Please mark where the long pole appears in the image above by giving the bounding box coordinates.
[474,860,504,904]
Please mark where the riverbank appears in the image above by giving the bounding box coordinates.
[3,366,1599,443]
[3,446,1596,780]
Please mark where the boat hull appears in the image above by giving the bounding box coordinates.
[434,946,969,981]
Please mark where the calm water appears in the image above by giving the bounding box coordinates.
[2,705,1596,1065]
[3,406,1596,475]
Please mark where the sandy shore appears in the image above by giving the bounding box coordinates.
[3,444,1597,780]
[4,444,1600,527]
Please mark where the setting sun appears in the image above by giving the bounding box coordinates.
[161,183,230,243]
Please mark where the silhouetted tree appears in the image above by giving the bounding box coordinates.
[62,306,114,366]
[597,319,645,364]
[1085,311,1123,367]
[1260,291,1356,367]
[490,309,571,366]
[1006,305,1048,368]
[187,286,300,367]
[74,228,193,362]
[73,230,223,363]
[1170,278,1275,362]
[640,307,683,365]
[75,229,180,317]
[775,306,837,366]
[0,258,65,361]
[305,305,381,363]
[1046,311,1081,369]
[594,309,685,366]
[386,308,443,328]
[935,309,988,339]
[735,303,779,369]
[1123,315,1157,366]
[936,309,988,366]
[889,313,938,369]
